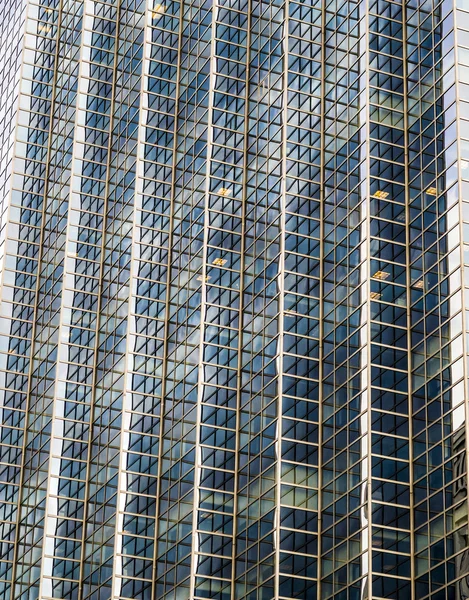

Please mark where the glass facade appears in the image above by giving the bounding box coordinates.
[0,0,469,599]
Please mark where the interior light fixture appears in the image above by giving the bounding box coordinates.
[426,187,437,196]
[218,187,231,196]
[372,271,390,281]
[413,280,424,289]
[197,275,210,282]
[370,292,382,300]
[373,191,389,199]
[212,258,227,266]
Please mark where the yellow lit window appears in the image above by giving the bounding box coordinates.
[373,191,389,199]
[372,271,390,281]
[212,258,227,266]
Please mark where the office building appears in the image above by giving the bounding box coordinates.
[0,0,468,598]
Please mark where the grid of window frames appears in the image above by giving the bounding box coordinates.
[0,1,28,598]
[1,0,469,599]
[278,0,321,597]
[367,0,412,597]
[235,0,284,597]
[456,2,469,598]
[5,1,84,598]
[408,0,469,599]
[80,1,149,599]
[154,0,219,597]
[321,0,367,598]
